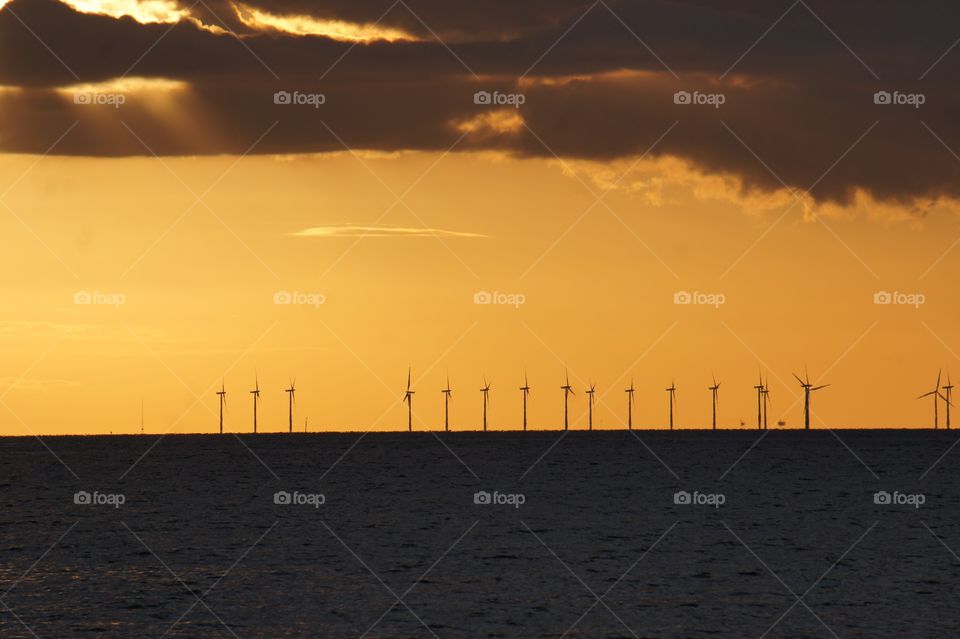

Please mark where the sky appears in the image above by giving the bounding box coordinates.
[1,0,960,434]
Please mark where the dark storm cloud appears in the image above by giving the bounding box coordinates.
[3,0,960,206]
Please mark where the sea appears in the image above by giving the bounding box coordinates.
[0,430,957,637]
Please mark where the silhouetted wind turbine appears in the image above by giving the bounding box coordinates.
[793,367,829,430]
[250,376,261,434]
[917,369,946,430]
[403,367,414,432]
[285,379,296,434]
[708,375,720,431]
[216,381,226,434]
[944,375,954,430]
[561,370,575,431]
[761,375,771,430]
[442,374,452,432]
[625,379,635,430]
[753,374,764,430]
[666,381,677,430]
[586,382,596,431]
[481,377,491,431]
[520,371,530,431]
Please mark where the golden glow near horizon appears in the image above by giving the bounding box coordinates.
[233,2,418,42]
[54,76,188,96]
[59,0,186,24]
[1,150,959,435]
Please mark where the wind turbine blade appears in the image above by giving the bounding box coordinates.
[792,373,804,385]
[918,391,936,399]
[811,384,830,391]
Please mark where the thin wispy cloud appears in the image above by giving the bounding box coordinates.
[291,225,488,239]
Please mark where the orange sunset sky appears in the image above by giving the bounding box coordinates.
[2,0,960,433]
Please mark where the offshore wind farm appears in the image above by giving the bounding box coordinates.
[172,365,957,435]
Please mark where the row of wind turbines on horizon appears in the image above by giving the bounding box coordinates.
[201,368,955,433]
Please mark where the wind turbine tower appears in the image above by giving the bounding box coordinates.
[285,380,296,433]
[250,377,261,434]
[586,382,596,431]
[793,368,829,430]
[709,375,720,431]
[753,374,764,430]
[520,372,530,431]
[561,370,575,431]
[481,377,491,431]
[666,381,677,430]
[917,369,946,430]
[403,367,414,432]
[216,381,226,434]
[944,375,954,430]
[625,379,635,430]
[442,374,452,432]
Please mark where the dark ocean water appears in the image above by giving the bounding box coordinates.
[0,430,958,638]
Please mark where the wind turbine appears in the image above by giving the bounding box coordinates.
[625,379,635,430]
[944,375,954,430]
[519,371,530,431]
[792,367,829,430]
[285,380,296,434]
[585,382,596,431]
[481,377,491,432]
[753,374,764,430]
[561,370,575,431]
[403,367,414,432]
[917,369,947,430]
[250,376,261,434]
[708,375,720,431]
[761,375,771,430]
[666,381,677,430]
[216,381,226,434]
[442,374,452,432]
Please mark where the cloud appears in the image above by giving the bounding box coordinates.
[291,225,487,238]
[3,0,960,208]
